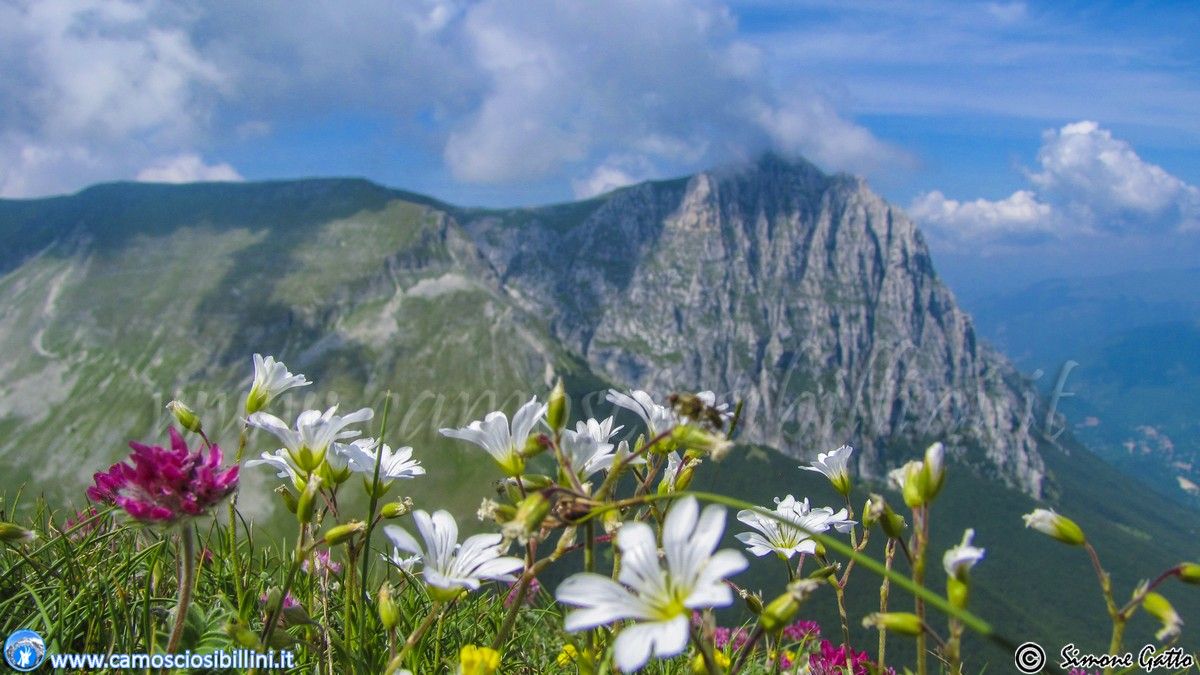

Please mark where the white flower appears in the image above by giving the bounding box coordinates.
[658,451,687,493]
[246,353,310,413]
[383,510,523,601]
[439,397,546,476]
[736,496,855,559]
[559,417,623,479]
[1022,508,1086,545]
[382,546,421,574]
[248,406,374,472]
[942,529,985,579]
[245,449,304,488]
[800,445,854,495]
[555,496,748,672]
[606,389,676,437]
[342,438,425,486]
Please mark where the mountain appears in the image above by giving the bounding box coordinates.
[460,155,1045,495]
[1,158,1196,667]
[0,156,1045,504]
[964,268,1200,509]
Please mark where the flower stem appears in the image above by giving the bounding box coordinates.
[228,423,249,613]
[913,506,929,675]
[1084,542,1124,675]
[261,521,308,648]
[383,602,444,675]
[166,526,196,653]
[878,538,896,671]
[492,555,550,650]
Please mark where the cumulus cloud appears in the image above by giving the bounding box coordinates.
[911,121,1200,246]
[0,0,897,199]
[443,0,896,187]
[1029,121,1200,232]
[0,0,236,197]
[136,154,242,183]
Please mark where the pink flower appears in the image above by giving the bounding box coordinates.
[63,506,102,541]
[302,549,343,577]
[87,427,239,524]
[259,592,300,610]
[781,620,821,644]
[504,577,542,607]
[712,626,750,651]
[809,640,891,675]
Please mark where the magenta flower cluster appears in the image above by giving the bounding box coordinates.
[87,427,239,523]
[809,639,892,675]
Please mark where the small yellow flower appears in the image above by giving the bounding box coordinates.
[690,649,731,673]
[556,643,578,667]
[458,644,501,675]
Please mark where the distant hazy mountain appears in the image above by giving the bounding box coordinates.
[965,267,1200,508]
[2,158,1197,665]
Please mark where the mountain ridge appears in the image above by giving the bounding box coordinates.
[0,155,1047,499]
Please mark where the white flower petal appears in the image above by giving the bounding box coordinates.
[613,616,689,672]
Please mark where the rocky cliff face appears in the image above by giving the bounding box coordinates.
[461,155,1046,496]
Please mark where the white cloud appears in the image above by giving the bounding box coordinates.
[0,0,228,197]
[441,0,896,187]
[909,189,1055,242]
[911,121,1200,246]
[0,0,905,199]
[136,154,242,183]
[1029,121,1200,232]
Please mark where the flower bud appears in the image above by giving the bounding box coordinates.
[947,576,969,609]
[264,587,283,613]
[862,612,923,636]
[547,379,569,433]
[881,509,907,541]
[671,425,733,460]
[378,584,399,631]
[759,579,821,633]
[322,520,365,547]
[743,589,764,615]
[1179,562,1200,585]
[896,460,927,508]
[676,459,699,492]
[807,563,840,580]
[922,442,946,500]
[381,498,414,519]
[503,492,551,544]
[1142,592,1183,642]
[862,497,880,528]
[521,434,548,460]
[275,485,298,514]
[296,475,322,524]
[166,400,202,434]
[0,522,36,544]
[1022,508,1085,546]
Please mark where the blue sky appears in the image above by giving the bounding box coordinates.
[1,0,1198,290]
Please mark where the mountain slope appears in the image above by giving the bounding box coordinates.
[460,155,1044,495]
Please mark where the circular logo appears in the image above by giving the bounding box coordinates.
[1014,641,1047,674]
[4,629,47,672]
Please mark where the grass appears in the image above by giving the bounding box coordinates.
[1,491,870,674]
